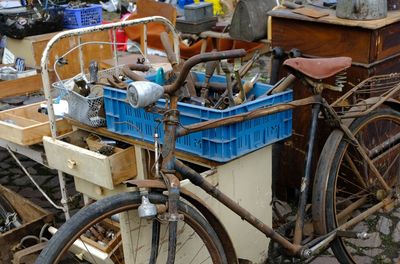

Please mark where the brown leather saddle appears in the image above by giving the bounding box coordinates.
[283,57,352,80]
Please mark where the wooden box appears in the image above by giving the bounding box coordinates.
[0,102,72,145]
[0,73,43,99]
[43,130,137,189]
[0,185,53,263]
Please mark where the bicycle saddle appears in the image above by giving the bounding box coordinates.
[283,57,352,80]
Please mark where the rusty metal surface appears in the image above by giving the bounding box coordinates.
[174,159,303,256]
[176,96,319,137]
[164,49,247,94]
[331,73,400,118]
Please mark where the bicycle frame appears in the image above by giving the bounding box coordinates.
[157,70,400,260]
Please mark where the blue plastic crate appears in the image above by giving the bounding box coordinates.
[104,73,293,162]
[63,4,102,29]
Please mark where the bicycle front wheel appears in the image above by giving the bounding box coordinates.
[35,191,227,264]
[314,108,400,264]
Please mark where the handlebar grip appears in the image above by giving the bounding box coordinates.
[127,81,165,108]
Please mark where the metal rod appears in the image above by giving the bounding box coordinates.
[164,49,247,94]
[77,35,84,75]
[293,101,321,245]
[369,133,400,159]
[337,196,368,223]
[308,196,392,256]
[177,96,318,137]
[174,159,303,256]
[112,29,118,67]
[143,24,148,61]
[340,124,391,192]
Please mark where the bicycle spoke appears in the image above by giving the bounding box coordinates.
[176,223,189,254]
[189,243,205,264]
[199,256,212,264]
[336,190,368,206]
[134,216,142,263]
[82,237,99,264]
[344,152,367,188]
[337,172,369,193]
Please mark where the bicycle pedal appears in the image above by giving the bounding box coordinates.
[337,230,369,239]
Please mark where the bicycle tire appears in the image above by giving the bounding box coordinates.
[35,191,227,264]
[313,108,400,264]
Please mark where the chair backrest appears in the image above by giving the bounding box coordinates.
[124,0,177,55]
[136,0,177,24]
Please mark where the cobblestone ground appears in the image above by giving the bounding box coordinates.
[0,147,79,224]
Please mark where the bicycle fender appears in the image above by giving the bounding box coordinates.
[125,179,239,264]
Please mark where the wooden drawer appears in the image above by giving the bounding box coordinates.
[0,102,72,145]
[43,130,137,189]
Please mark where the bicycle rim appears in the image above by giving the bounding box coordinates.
[35,191,227,264]
[326,109,400,263]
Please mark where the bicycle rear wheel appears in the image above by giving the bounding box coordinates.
[314,109,400,264]
[35,191,227,264]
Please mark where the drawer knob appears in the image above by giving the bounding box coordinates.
[67,159,77,169]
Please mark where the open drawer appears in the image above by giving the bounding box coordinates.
[0,102,72,145]
[43,130,137,189]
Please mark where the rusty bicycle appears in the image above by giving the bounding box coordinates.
[35,48,400,264]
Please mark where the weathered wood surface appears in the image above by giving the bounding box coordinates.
[0,102,72,145]
[43,130,137,190]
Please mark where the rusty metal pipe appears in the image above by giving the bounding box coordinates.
[125,63,150,72]
[122,67,147,82]
[194,81,229,93]
[174,159,303,256]
[270,47,285,85]
[164,49,247,94]
[177,96,318,137]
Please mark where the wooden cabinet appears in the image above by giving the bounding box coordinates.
[271,7,400,64]
[269,6,400,200]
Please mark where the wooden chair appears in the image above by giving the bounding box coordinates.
[124,0,177,56]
